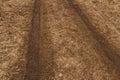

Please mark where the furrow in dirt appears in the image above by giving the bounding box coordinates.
[25,0,40,80]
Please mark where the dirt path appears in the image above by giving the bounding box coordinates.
[25,0,120,79]
[0,0,120,80]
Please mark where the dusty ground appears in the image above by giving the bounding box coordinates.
[0,0,34,80]
[0,0,120,80]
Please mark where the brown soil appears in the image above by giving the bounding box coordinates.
[0,0,120,80]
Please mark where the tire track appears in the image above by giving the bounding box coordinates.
[25,0,40,80]
[67,0,120,72]
[24,0,120,79]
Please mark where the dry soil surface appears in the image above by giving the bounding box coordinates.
[0,0,120,80]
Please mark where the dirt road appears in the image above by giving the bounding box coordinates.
[0,0,120,80]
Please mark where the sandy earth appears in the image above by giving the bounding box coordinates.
[0,0,120,80]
